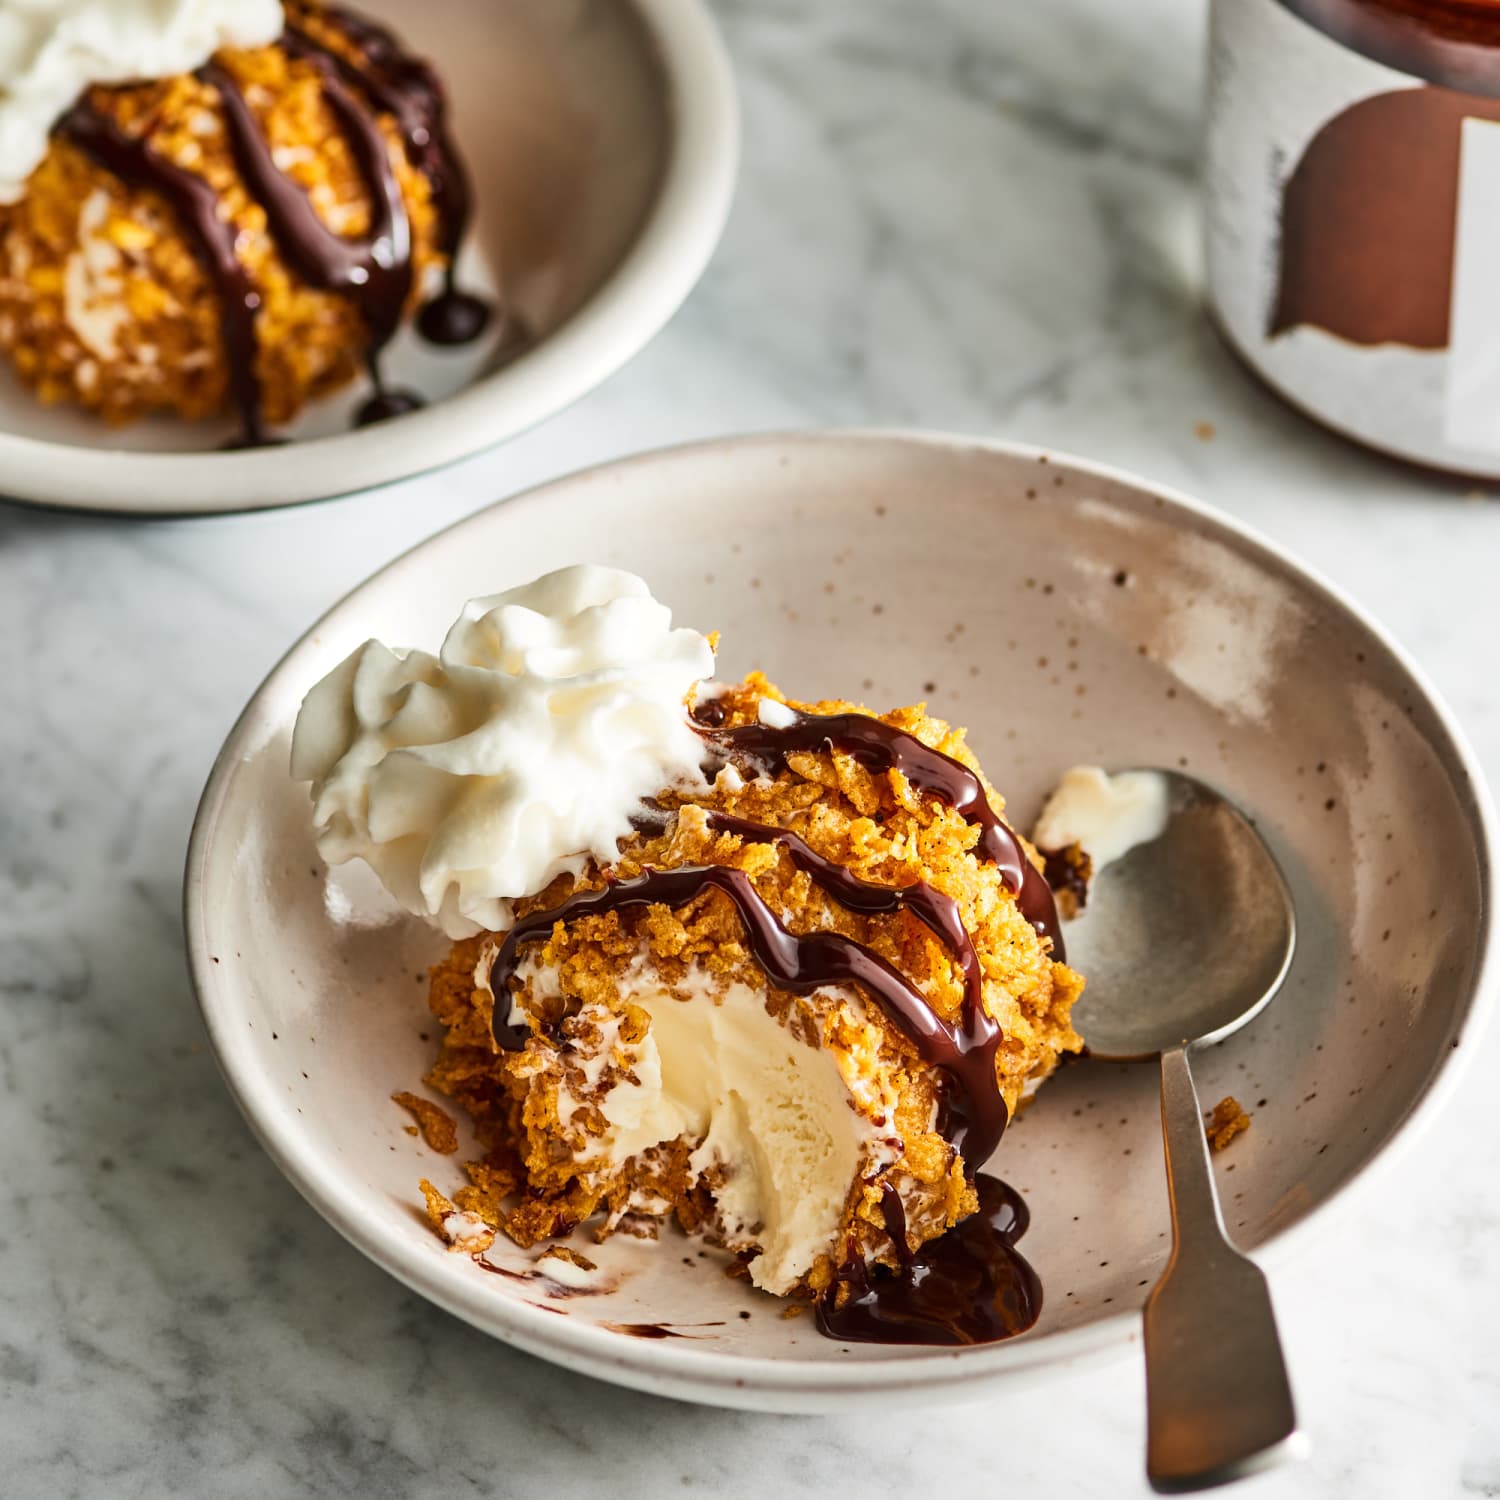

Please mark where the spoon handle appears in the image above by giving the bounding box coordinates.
[1144,1045,1299,1493]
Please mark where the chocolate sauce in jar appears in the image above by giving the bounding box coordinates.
[817,1174,1042,1346]
[1207,0,1500,476]
[699,708,1065,960]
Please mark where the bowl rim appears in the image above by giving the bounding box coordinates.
[183,428,1498,1407]
[0,0,739,517]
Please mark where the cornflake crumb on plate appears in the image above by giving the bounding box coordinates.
[420,1178,496,1254]
[1205,1095,1251,1152]
[536,1246,607,1292]
[391,1092,458,1154]
[539,1246,598,1273]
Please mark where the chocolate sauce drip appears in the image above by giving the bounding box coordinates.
[356,384,424,426]
[487,861,1010,1164]
[703,811,983,1027]
[817,1174,1041,1346]
[469,1255,604,1299]
[309,5,491,343]
[56,102,269,445]
[698,708,1065,960]
[599,1321,724,1339]
[203,56,409,341]
[1041,841,1092,917]
[689,696,729,728]
[59,11,490,445]
[878,1180,914,1270]
[202,52,424,423]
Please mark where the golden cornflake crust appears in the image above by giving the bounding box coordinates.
[419,1177,496,1255]
[422,673,1085,1296]
[0,1,443,427]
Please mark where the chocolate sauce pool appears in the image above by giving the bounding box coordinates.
[818,1174,1042,1346]
[57,7,491,445]
[482,707,1067,1346]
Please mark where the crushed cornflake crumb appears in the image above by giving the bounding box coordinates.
[419,1178,497,1253]
[1205,1096,1251,1152]
[392,1091,458,1154]
[1041,840,1093,919]
[540,1246,597,1273]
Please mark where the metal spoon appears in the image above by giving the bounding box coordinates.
[1061,770,1300,1493]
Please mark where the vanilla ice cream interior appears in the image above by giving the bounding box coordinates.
[510,958,886,1295]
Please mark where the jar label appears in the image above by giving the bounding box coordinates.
[1206,0,1500,471]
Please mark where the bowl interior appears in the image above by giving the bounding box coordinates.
[189,433,1491,1405]
[0,0,669,453]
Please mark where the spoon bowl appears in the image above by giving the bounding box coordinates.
[1066,772,1297,1061]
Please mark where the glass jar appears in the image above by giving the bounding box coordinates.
[1205,0,1500,476]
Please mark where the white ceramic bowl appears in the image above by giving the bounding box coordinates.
[184,432,1496,1412]
[0,0,736,515]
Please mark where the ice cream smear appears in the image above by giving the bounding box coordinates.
[516,960,886,1296]
[290,565,716,938]
[1032,765,1170,873]
[0,0,285,201]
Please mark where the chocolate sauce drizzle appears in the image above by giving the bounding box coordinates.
[55,102,270,444]
[56,6,490,445]
[307,5,490,346]
[704,811,984,1027]
[697,708,1065,960]
[817,1174,1042,1346]
[489,859,1011,1165]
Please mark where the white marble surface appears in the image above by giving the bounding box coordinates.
[1,0,1496,1494]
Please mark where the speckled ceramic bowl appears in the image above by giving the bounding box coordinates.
[0,0,736,514]
[184,431,1495,1412]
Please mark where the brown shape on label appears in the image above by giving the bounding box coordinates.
[1270,85,1500,349]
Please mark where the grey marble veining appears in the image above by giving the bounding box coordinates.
[2,1,1497,1495]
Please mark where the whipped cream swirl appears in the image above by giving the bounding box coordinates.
[291,565,717,938]
[0,0,284,202]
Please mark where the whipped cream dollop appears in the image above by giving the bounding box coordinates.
[290,566,716,938]
[0,0,285,202]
